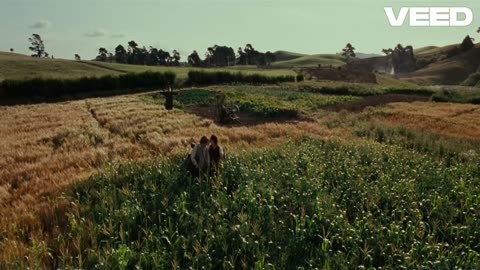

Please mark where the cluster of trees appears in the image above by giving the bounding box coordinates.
[235,44,276,66]
[382,44,416,73]
[96,41,181,66]
[188,45,236,67]
[95,42,277,68]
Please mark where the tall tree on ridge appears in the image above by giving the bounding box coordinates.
[342,43,356,63]
[29,34,47,57]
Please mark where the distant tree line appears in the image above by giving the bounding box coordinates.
[94,41,181,66]
[94,42,276,68]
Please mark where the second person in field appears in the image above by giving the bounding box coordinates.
[190,135,224,178]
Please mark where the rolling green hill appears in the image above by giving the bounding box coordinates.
[414,44,458,58]
[272,50,380,68]
[273,50,307,62]
[402,44,480,85]
[0,52,294,81]
[272,53,346,68]
[0,52,120,81]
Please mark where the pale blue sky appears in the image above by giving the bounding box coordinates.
[1,0,479,59]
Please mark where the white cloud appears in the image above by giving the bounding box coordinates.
[84,29,107,37]
[110,33,126,39]
[30,20,52,29]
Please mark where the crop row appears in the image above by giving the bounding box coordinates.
[34,137,480,269]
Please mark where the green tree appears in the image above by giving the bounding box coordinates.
[28,34,47,57]
[74,54,81,61]
[96,47,108,62]
[265,51,277,67]
[188,50,202,67]
[460,35,475,52]
[127,40,139,64]
[115,45,127,63]
[237,47,247,65]
[342,43,356,62]
[204,45,235,67]
[158,49,171,66]
[171,50,181,66]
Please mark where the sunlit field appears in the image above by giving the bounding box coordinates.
[1,79,480,268]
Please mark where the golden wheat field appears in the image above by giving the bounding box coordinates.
[376,102,480,139]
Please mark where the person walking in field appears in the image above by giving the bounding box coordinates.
[190,136,210,178]
[208,135,224,177]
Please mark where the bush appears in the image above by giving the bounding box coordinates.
[384,87,434,96]
[432,88,480,104]
[186,71,295,86]
[461,72,480,87]
[0,71,176,100]
[296,74,304,82]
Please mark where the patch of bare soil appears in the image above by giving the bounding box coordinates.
[322,94,430,112]
[186,105,309,127]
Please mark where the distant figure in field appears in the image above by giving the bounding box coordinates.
[208,135,224,176]
[190,136,210,178]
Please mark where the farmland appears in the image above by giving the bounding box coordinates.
[1,49,480,268]
[0,52,295,82]
[1,75,480,268]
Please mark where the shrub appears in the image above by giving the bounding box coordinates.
[296,74,304,82]
[186,71,295,86]
[432,88,480,104]
[461,72,480,87]
[0,71,176,100]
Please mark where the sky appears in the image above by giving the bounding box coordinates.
[1,0,480,60]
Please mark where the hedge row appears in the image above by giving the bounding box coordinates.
[432,89,480,104]
[186,71,295,86]
[299,85,435,97]
[0,71,176,99]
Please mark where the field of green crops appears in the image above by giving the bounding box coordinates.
[155,86,361,118]
[42,136,480,269]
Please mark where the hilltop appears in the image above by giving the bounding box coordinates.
[272,50,380,68]
[0,52,120,81]
[401,44,480,85]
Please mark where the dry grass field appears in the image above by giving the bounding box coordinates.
[376,102,480,139]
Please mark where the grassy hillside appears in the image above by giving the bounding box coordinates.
[0,52,295,82]
[402,44,480,85]
[92,61,295,80]
[272,54,346,68]
[0,52,119,81]
[273,50,307,61]
[414,44,458,58]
